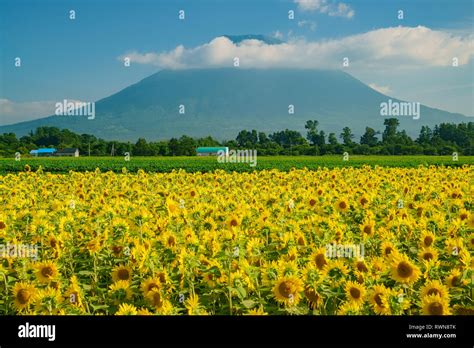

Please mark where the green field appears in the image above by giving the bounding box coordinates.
[0,155,473,173]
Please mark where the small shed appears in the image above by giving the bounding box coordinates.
[55,148,79,157]
[196,147,229,156]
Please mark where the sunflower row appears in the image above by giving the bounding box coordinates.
[0,166,472,315]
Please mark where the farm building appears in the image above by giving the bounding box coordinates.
[55,148,80,157]
[29,148,56,157]
[196,147,229,156]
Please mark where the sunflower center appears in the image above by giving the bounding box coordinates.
[304,288,319,302]
[397,261,413,278]
[339,201,347,209]
[363,225,372,234]
[41,266,54,278]
[0,221,6,229]
[357,262,368,272]
[309,199,316,207]
[17,289,31,304]
[350,287,361,299]
[147,284,158,292]
[384,247,393,256]
[230,219,238,227]
[360,198,368,205]
[117,269,130,280]
[112,246,123,254]
[151,292,163,308]
[158,273,166,283]
[423,236,433,246]
[428,302,443,315]
[374,293,383,307]
[315,254,327,269]
[423,252,434,261]
[451,276,460,286]
[278,281,293,298]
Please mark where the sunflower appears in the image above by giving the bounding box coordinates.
[273,275,304,306]
[185,294,206,315]
[166,199,180,216]
[321,259,349,284]
[109,280,133,303]
[335,198,350,213]
[421,294,451,315]
[420,231,436,248]
[369,285,391,315]
[380,241,397,259]
[344,281,366,307]
[162,232,178,249]
[337,301,361,315]
[390,253,420,284]
[310,247,328,270]
[12,282,36,311]
[226,215,241,230]
[245,306,268,315]
[202,272,217,287]
[86,238,102,254]
[445,269,462,288]
[458,208,469,222]
[304,286,322,310]
[358,195,370,209]
[137,307,153,315]
[141,277,161,296]
[33,287,64,314]
[418,247,438,263]
[468,233,474,250]
[468,214,474,228]
[421,279,449,300]
[353,259,370,273]
[360,219,375,238]
[115,303,138,315]
[34,261,58,283]
[111,264,132,282]
[155,270,171,286]
[145,289,164,309]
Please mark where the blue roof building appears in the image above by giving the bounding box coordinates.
[196,147,228,156]
[30,148,56,156]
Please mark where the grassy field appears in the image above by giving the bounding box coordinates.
[0,155,473,173]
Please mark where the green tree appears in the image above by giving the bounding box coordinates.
[340,127,354,146]
[360,127,379,146]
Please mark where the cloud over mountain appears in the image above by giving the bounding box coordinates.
[120,26,473,71]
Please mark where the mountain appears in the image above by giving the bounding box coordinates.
[223,34,284,45]
[0,68,469,141]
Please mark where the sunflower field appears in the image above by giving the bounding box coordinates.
[0,165,472,315]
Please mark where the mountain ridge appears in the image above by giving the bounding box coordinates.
[0,68,469,141]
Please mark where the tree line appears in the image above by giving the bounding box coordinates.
[0,118,472,157]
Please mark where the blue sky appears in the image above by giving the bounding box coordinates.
[1,0,473,124]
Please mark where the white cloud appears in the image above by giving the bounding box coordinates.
[298,20,317,31]
[272,30,284,40]
[294,0,354,18]
[0,99,87,126]
[368,83,392,95]
[119,26,474,71]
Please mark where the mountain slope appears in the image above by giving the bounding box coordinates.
[0,68,469,141]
